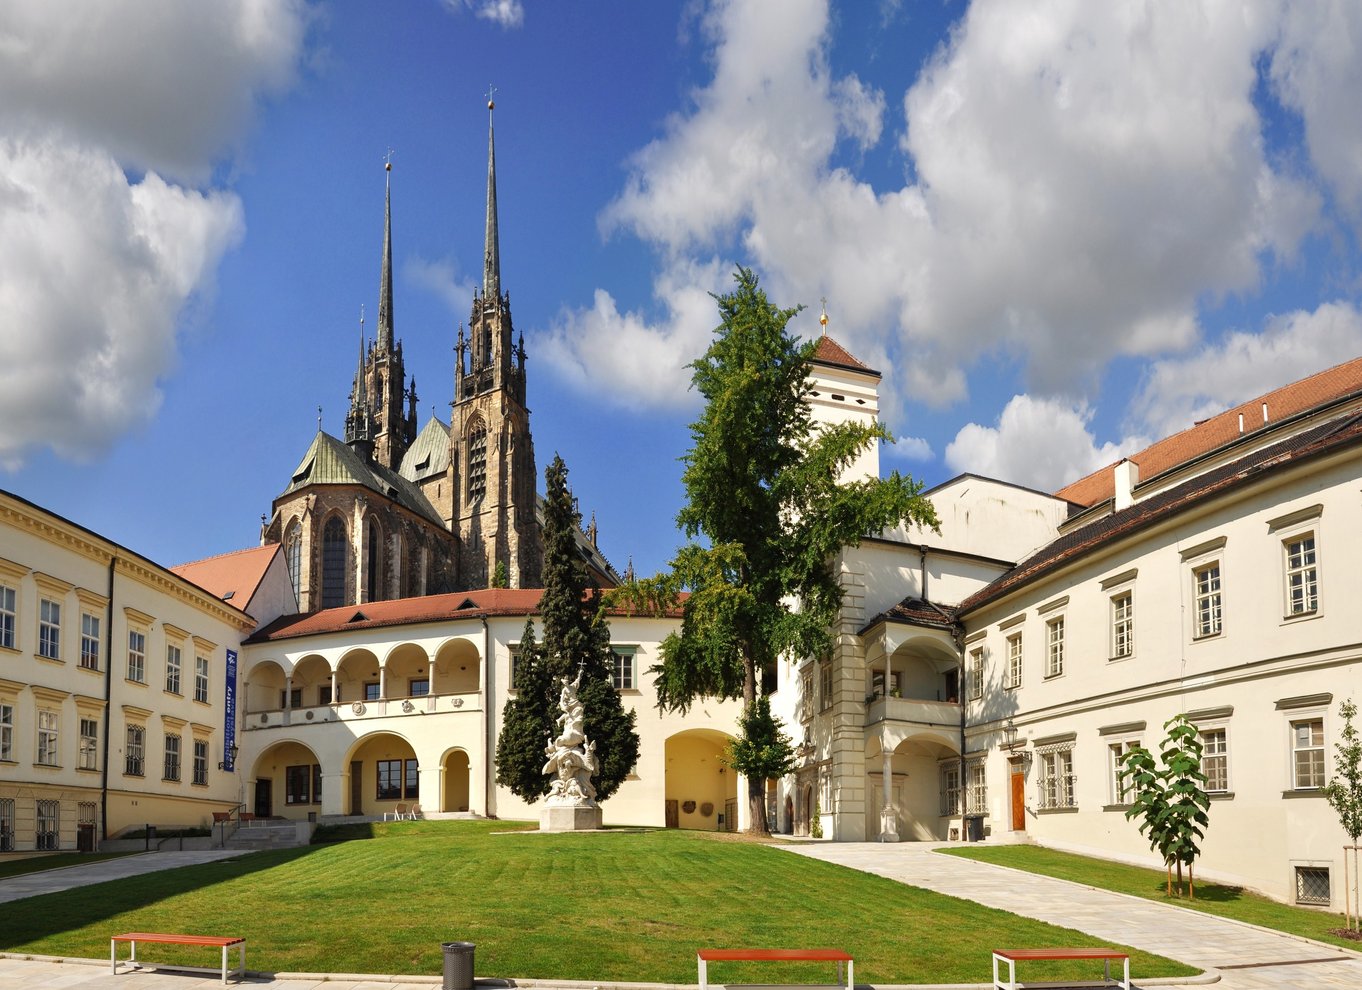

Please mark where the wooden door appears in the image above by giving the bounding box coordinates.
[350,760,363,815]
[254,778,272,818]
[664,800,679,829]
[1009,761,1026,831]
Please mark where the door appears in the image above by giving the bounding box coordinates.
[350,760,363,815]
[664,799,679,829]
[1009,760,1026,831]
[254,778,272,819]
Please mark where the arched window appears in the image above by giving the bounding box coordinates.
[467,423,487,501]
[321,517,347,610]
[365,518,381,603]
[284,520,302,600]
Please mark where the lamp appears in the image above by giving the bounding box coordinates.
[1002,720,1020,752]
[218,744,240,771]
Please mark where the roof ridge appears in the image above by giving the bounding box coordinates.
[172,544,276,570]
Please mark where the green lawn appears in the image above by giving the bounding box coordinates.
[0,852,131,880]
[941,845,1362,953]
[0,821,1197,983]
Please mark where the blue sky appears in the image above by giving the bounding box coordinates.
[2,0,1361,584]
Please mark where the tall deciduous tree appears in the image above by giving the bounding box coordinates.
[1324,698,1362,930]
[618,267,938,834]
[495,456,639,803]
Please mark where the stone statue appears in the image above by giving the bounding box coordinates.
[539,670,603,830]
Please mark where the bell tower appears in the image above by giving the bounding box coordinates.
[450,97,540,589]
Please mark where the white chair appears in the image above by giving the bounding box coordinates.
[383,803,408,821]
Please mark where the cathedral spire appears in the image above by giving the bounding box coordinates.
[483,90,500,301]
[377,153,395,350]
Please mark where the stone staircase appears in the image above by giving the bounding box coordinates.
[221,820,310,851]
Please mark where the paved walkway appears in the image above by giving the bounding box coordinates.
[786,841,1362,988]
[0,851,245,904]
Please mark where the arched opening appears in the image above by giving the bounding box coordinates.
[346,732,418,817]
[467,421,487,501]
[244,659,287,714]
[292,653,333,709]
[384,643,432,701]
[865,732,960,841]
[433,637,481,696]
[443,749,471,812]
[321,515,348,609]
[874,638,961,704]
[284,518,302,604]
[337,648,381,704]
[249,739,322,821]
[365,517,383,603]
[664,729,737,832]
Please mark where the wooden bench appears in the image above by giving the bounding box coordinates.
[992,947,1129,990]
[697,948,853,990]
[111,932,246,985]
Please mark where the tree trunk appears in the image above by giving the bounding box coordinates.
[1176,860,1184,898]
[741,658,769,835]
[1166,863,1172,897]
[1189,863,1195,901]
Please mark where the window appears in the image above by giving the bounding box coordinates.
[967,648,984,701]
[966,760,987,815]
[319,685,336,705]
[871,670,901,698]
[0,798,13,851]
[1193,564,1222,638]
[1037,747,1076,809]
[800,669,814,721]
[80,612,101,670]
[1006,634,1022,689]
[125,725,145,776]
[78,717,98,770]
[940,764,961,816]
[377,758,418,800]
[164,733,181,781]
[1045,616,1065,678]
[1296,866,1331,906]
[286,764,317,804]
[37,710,59,766]
[322,516,348,610]
[1292,718,1325,789]
[364,682,380,702]
[1284,534,1318,615]
[0,583,14,650]
[194,656,210,703]
[409,678,430,697]
[0,703,11,761]
[467,426,487,501]
[611,648,636,691]
[365,519,380,603]
[127,630,146,682]
[79,801,97,827]
[1110,592,1134,658]
[819,660,834,711]
[1108,740,1139,804]
[38,598,61,659]
[285,520,302,597]
[36,799,59,850]
[192,739,208,785]
[1201,728,1228,792]
[165,645,182,694]
[279,687,302,709]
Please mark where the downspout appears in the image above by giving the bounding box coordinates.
[919,545,929,602]
[482,614,493,817]
[953,621,967,837]
[100,556,116,841]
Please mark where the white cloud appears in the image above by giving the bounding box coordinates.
[1130,301,1362,439]
[442,0,524,30]
[0,137,243,467]
[0,0,310,467]
[405,256,477,316]
[886,434,933,462]
[945,395,1140,492]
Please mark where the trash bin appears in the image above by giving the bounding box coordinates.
[964,815,984,842]
[441,941,475,990]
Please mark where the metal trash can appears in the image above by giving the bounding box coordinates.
[964,814,984,842]
[441,941,475,990]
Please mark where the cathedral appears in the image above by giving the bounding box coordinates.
[260,103,607,611]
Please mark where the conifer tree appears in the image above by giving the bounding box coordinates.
[494,455,639,803]
[616,267,938,833]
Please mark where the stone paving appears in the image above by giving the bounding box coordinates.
[0,851,245,905]
[786,841,1362,988]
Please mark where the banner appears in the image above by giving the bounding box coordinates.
[224,649,238,772]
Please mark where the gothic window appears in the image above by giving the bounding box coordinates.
[468,423,487,502]
[365,518,381,603]
[321,516,347,610]
[285,520,302,597]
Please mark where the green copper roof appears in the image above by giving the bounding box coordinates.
[279,431,445,528]
[398,416,451,483]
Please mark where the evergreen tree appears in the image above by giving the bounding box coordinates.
[494,455,639,804]
[617,267,938,833]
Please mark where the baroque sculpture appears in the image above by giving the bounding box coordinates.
[539,670,603,831]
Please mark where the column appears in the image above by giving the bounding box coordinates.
[879,741,899,842]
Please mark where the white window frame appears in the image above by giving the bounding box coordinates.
[1193,561,1223,638]
[819,659,834,712]
[1045,616,1065,679]
[164,733,181,782]
[35,799,59,850]
[38,598,61,660]
[939,763,961,816]
[611,646,637,691]
[968,647,984,701]
[165,644,182,695]
[125,725,145,777]
[37,709,59,766]
[1110,591,1135,659]
[1200,726,1229,793]
[0,583,15,651]
[1291,716,1325,790]
[127,630,146,683]
[966,758,987,815]
[1005,633,1022,689]
[192,738,209,786]
[194,656,210,703]
[1037,746,1076,809]
[0,702,12,761]
[80,612,101,670]
[1108,739,1140,805]
[1283,532,1319,617]
[78,717,99,771]
[800,668,814,721]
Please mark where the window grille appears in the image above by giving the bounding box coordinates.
[1296,866,1330,906]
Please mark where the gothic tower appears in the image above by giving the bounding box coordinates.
[450,99,541,589]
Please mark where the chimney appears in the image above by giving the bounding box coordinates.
[1114,459,1139,511]
[1263,401,1269,423]
[1238,413,1244,434]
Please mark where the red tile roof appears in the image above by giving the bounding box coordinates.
[1057,356,1362,506]
[812,335,878,376]
[171,545,280,612]
[860,597,957,635]
[249,587,685,643]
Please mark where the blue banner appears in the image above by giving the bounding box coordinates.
[224,649,238,772]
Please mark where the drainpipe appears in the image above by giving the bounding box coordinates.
[953,622,967,837]
[919,546,929,601]
[482,615,492,817]
[100,556,116,841]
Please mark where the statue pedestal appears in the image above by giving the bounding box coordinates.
[540,802,603,832]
